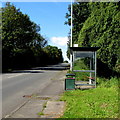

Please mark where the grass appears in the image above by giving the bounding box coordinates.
[67,70,90,81]
[60,77,119,118]
[73,59,90,71]
[37,112,44,116]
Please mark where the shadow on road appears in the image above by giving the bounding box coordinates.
[13,70,44,73]
[3,70,44,74]
[3,63,70,74]
[32,67,70,71]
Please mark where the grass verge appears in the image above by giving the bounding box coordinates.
[60,77,119,118]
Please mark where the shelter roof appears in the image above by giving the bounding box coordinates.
[70,47,100,52]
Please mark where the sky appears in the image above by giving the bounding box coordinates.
[2,2,71,61]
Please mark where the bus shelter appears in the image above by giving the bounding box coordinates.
[70,47,99,89]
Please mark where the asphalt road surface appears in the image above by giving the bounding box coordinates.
[2,63,69,118]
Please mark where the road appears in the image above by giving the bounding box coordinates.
[2,63,69,118]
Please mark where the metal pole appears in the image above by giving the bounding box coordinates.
[95,51,97,88]
[70,0,73,71]
[71,0,73,47]
[89,58,92,84]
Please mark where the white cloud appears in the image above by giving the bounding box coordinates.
[50,36,68,47]
[50,36,70,62]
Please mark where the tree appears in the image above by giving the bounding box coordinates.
[65,2,90,59]
[78,2,120,74]
[2,2,47,71]
[65,2,120,76]
[43,45,63,65]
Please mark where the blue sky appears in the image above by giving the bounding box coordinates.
[2,2,71,61]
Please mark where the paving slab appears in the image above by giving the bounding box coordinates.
[9,99,47,118]
[7,70,67,118]
[41,101,65,118]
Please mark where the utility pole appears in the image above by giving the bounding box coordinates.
[70,0,73,71]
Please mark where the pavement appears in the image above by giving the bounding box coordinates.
[4,70,67,119]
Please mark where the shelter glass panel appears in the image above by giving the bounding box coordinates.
[73,51,95,71]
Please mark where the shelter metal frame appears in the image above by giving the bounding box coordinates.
[70,47,99,88]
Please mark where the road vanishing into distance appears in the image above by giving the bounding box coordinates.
[2,63,69,118]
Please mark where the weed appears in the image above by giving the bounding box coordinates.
[37,102,47,116]
[37,112,44,116]
[43,102,47,108]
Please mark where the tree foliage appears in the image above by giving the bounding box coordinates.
[65,2,90,59]
[2,2,63,71]
[43,45,63,65]
[78,2,120,72]
[2,2,47,71]
[2,3,48,49]
[65,2,120,76]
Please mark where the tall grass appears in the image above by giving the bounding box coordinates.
[97,77,119,88]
